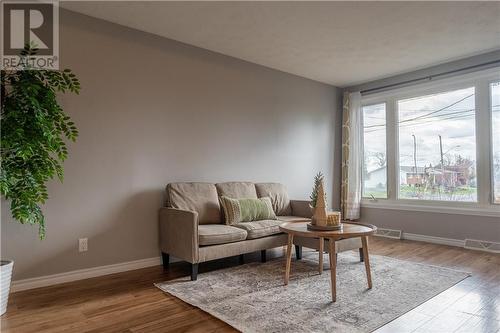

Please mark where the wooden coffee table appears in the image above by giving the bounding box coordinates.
[279,221,377,302]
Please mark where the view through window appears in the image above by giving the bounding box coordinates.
[397,87,477,202]
[492,81,500,204]
[362,103,387,198]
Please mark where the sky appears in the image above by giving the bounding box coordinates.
[398,86,476,170]
[363,103,386,172]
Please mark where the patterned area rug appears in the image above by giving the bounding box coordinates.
[156,251,469,333]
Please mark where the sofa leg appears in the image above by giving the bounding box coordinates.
[359,248,364,262]
[191,263,198,281]
[295,245,302,260]
[239,254,244,264]
[261,250,267,263]
[161,252,169,269]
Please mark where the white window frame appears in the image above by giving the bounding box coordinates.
[361,68,500,218]
[489,78,500,205]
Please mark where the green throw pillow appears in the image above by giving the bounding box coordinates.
[220,196,277,224]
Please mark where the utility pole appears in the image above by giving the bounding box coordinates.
[439,135,445,187]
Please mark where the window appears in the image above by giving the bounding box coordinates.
[492,81,500,204]
[359,69,500,213]
[362,103,387,198]
[397,87,477,202]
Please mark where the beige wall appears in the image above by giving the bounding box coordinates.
[1,10,341,280]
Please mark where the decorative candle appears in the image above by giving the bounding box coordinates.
[327,211,341,226]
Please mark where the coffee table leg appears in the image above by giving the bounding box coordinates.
[361,236,372,289]
[284,234,294,285]
[328,238,336,302]
[318,237,324,274]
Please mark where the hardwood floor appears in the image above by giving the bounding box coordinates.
[2,237,499,333]
[371,238,500,333]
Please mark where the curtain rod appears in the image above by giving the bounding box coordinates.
[360,59,500,95]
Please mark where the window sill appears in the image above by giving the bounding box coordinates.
[361,200,500,218]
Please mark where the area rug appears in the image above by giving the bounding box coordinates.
[156,251,469,333]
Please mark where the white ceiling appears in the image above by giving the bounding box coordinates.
[62,1,500,87]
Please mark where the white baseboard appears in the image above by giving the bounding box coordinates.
[11,256,162,292]
[402,232,465,247]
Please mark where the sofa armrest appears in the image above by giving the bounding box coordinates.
[159,207,199,263]
[290,200,313,218]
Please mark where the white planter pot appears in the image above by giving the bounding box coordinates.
[1,260,13,316]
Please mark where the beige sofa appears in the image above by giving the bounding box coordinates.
[159,181,362,280]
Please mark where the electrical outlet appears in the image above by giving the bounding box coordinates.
[79,238,88,252]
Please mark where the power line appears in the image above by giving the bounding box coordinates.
[364,95,476,129]
[364,113,476,133]
[364,109,476,132]
[399,93,474,122]
[364,107,478,122]
[364,104,500,132]
[362,89,500,139]
[365,115,474,133]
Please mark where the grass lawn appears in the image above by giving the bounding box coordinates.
[363,185,477,201]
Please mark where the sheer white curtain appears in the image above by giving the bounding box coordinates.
[341,91,362,220]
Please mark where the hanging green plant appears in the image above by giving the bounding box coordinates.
[309,172,326,208]
[1,45,81,239]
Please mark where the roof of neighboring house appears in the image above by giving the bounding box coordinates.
[366,166,387,175]
[399,166,426,173]
[367,165,459,176]
[427,169,458,175]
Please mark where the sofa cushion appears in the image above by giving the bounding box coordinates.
[220,196,276,224]
[277,216,311,223]
[216,182,258,199]
[234,220,283,239]
[198,224,248,246]
[167,182,221,225]
[255,183,292,216]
